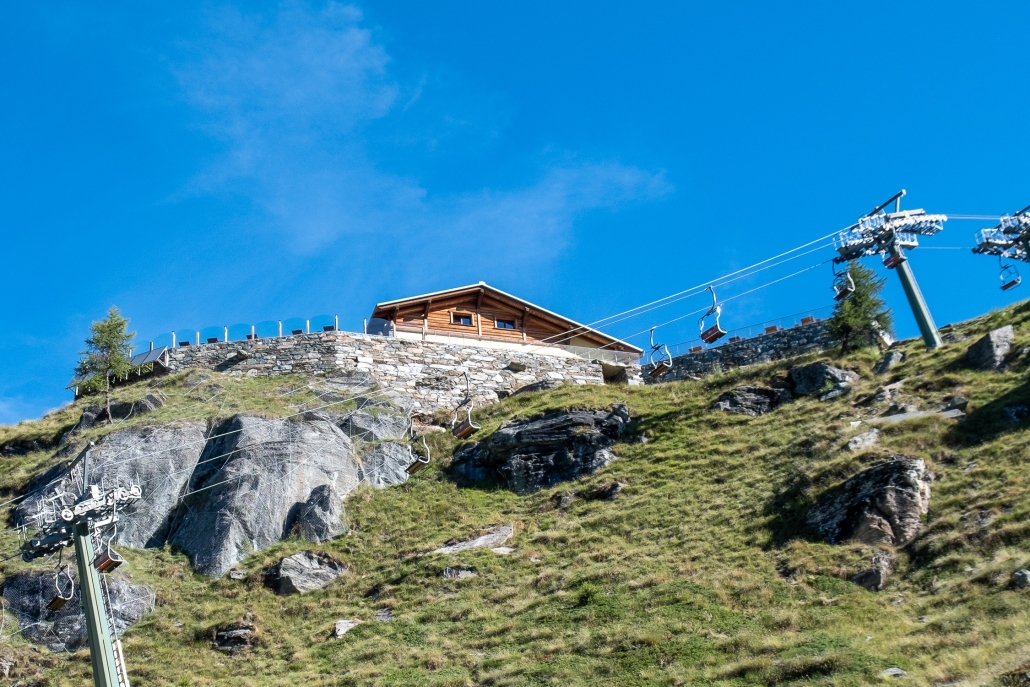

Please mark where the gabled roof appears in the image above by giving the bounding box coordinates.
[370,282,642,353]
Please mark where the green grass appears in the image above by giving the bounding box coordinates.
[4,303,1030,685]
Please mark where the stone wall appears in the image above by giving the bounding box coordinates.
[165,331,639,415]
[643,320,838,382]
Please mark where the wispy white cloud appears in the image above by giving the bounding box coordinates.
[175,1,671,274]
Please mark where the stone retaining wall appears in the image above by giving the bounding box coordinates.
[643,320,838,382]
[165,332,639,414]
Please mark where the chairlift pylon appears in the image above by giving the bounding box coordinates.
[1000,256,1022,291]
[46,565,74,612]
[647,327,673,378]
[831,264,855,302]
[451,372,481,439]
[699,286,727,344]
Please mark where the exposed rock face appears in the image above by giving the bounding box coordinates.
[213,622,254,653]
[511,379,563,396]
[1013,569,1030,589]
[334,619,360,637]
[789,362,859,400]
[807,457,932,547]
[967,325,1014,370]
[295,484,346,543]
[338,411,410,441]
[78,390,168,429]
[433,525,514,554]
[851,553,893,591]
[873,351,905,375]
[359,442,413,488]
[167,416,366,576]
[847,428,880,452]
[713,386,791,416]
[16,422,207,549]
[2,572,152,653]
[264,551,348,595]
[443,567,479,580]
[451,405,628,494]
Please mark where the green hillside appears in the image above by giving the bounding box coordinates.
[3,302,1030,686]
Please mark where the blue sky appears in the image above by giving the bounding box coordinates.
[2,1,1029,423]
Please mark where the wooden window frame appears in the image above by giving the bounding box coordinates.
[451,311,474,327]
[495,318,517,330]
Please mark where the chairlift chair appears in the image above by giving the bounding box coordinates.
[405,436,432,475]
[1000,258,1022,291]
[450,372,481,439]
[647,327,673,378]
[94,540,125,573]
[832,265,855,301]
[699,286,727,344]
[882,250,907,269]
[46,567,74,612]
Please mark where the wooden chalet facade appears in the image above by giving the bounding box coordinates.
[368,282,641,359]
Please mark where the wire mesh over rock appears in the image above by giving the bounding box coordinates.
[807,456,932,547]
[2,571,153,653]
[167,415,368,576]
[263,551,348,595]
[451,405,629,494]
[15,422,207,549]
[712,386,791,416]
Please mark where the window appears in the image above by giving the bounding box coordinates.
[452,313,473,326]
[496,319,517,330]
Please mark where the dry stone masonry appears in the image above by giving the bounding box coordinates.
[643,320,838,382]
[165,331,635,415]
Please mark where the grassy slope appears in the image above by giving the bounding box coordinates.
[3,304,1030,686]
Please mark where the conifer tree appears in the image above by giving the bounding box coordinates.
[828,262,893,354]
[74,307,135,424]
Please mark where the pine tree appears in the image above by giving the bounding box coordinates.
[74,307,136,424]
[828,262,893,354]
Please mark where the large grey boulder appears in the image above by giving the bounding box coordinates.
[358,442,412,488]
[451,405,628,494]
[967,325,1015,370]
[807,456,932,547]
[167,416,362,576]
[338,411,410,442]
[16,422,206,549]
[2,571,152,653]
[433,524,514,554]
[851,553,893,591]
[789,362,859,400]
[264,551,348,595]
[713,386,791,416]
[847,428,881,452]
[295,484,346,543]
[873,351,905,375]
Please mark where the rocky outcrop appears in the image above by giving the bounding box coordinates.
[167,416,368,576]
[789,362,858,400]
[432,524,514,554]
[807,456,932,547]
[78,390,168,429]
[713,386,791,416]
[851,553,893,591]
[295,484,346,543]
[358,442,413,488]
[263,551,348,595]
[873,351,905,375]
[1013,569,1030,590]
[967,325,1014,370]
[16,422,206,549]
[847,428,880,452]
[2,571,152,653]
[451,405,629,494]
[338,411,410,441]
[213,622,255,653]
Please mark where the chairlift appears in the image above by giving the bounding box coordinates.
[831,264,855,301]
[647,327,673,378]
[93,538,125,573]
[1000,257,1022,291]
[451,372,481,439]
[405,436,432,475]
[698,286,727,344]
[46,566,74,612]
[882,246,907,269]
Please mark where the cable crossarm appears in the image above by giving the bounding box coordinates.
[973,202,1030,263]
[833,189,948,264]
